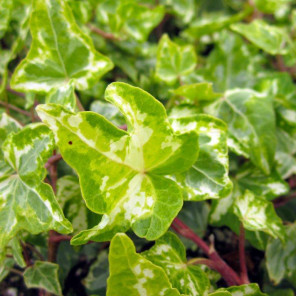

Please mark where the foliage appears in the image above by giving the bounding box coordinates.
[1,0,296,295]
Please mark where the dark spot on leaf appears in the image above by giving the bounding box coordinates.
[68,141,72,145]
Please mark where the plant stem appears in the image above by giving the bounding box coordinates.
[10,268,24,277]
[239,223,250,284]
[45,154,62,169]
[48,235,72,243]
[0,100,31,116]
[75,92,85,111]
[171,218,242,286]
[25,243,45,261]
[187,257,219,271]
[88,24,119,41]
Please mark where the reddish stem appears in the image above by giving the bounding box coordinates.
[88,24,119,41]
[48,235,72,243]
[172,218,242,286]
[45,154,62,169]
[0,100,31,116]
[239,223,250,284]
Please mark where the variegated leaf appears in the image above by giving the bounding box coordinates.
[233,190,285,241]
[37,82,199,245]
[143,232,210,296]
[156,34,197,84]
[231,20,288,55]
[0,124,72,249]
[11,0,113,94]
[24,261,62,296]
[169,111,232,200]
[207,89,276,174]
[214,284,267,296]
[107,233,181,296]
[96,0,165,42]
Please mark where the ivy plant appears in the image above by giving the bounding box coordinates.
[1,0,296,295]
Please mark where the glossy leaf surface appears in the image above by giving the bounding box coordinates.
[208,89,276,174]
[24,261,62,295]
[0,124,72,248]
[169,112,232,200]
[144,232,209,296]
[107,233,181,296]
[231,20,288,55]
[11,0,113,93]
[37,82,199,244]
[156,34,197,84]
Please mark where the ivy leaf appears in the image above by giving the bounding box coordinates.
[57,175,100,234]
[254,0,292,13]
[10,0,113,94]
[0,258,14,282]
[0,124,72,248]
[0,0,13,38]
[46,80,76,111]
[275,128,296,179]
[266,223,296,285]
[160,0,196,24]
[236,163,289,200]
[37,82,198,245]
[96,0,165,42]
[208,89,276,174]
[107,233,181,296]
[169,112,232,200]
[233,190,285,241]
[198,32,263,92]
[215,284,267,296]
[184,9,251,38]
[0,113,22,146]
[24,261,62,296]
[143,232,210,296]
[156,34,197,84]
[172,83,222,105]
[231,20,288,55]
[90,100,125,127]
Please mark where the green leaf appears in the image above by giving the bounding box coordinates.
[0,113,22,146]
[0,258,14,282]
[275,128,296,178]
[172,83,222,104]
[107,233,181,296]
[208,89,276,174]
[254,0,292,14]
[268,289,294,296]
[57,175,100,233]
[198,32,263,92]
[46,80,76,111]
[236,163,289,200]
[266,223,296,285]
[10,237,26,268]
[0,0,13,38]
[84,250,109,295]
[169,112,232,200]
[215,284,267,296]
[233,190,285,241]
[11,0,113,94]
[90,100,125,127]
[37,82,198,245]
[231,20,288,55]
[143,232,210,296]
[184,9,251,38]
[156,34,197,84]
[24,261,62,296]
[160,0,196,23]
[0,124,72,248]
[96,0,165,42]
